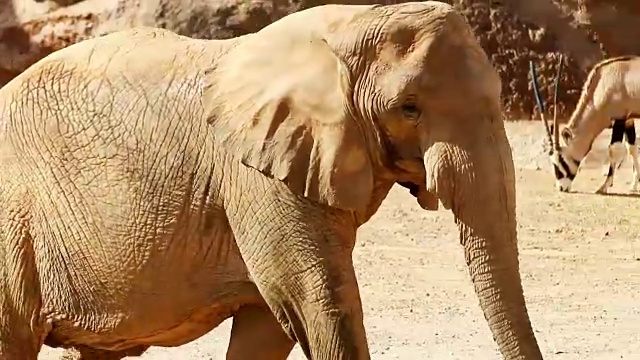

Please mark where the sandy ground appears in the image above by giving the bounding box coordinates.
[39,121,640,359]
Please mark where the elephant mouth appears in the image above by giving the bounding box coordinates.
[386,145,439,210]
[397,180,420,196]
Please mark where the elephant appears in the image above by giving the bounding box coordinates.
[0,1,543,359]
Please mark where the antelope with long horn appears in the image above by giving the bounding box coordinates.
[530,55,640,193]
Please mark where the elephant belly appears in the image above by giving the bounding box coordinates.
[18,124,268,348]
[42,226,265,350]
[46,281,264,350]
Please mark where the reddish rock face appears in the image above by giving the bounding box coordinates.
[454,0,603,121]
[0,0,637,120]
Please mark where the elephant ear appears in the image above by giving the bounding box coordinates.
[203,34,374,211]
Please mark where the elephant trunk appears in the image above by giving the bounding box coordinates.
[458,209,541,359]
[423,122,542,359]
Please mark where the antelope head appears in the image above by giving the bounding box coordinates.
[530,55,577,191]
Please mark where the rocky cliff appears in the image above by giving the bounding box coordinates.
[1,0,638,120]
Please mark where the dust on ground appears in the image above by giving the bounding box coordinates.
[39,121,640,359]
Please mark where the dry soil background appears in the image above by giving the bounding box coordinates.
[37,122,640,359]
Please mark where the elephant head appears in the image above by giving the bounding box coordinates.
[205,2,542,358]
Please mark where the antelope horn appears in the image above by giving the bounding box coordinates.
[529,60,554,151]
[552,54,564,151]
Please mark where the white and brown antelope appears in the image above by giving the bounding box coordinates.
[530,55,640,193]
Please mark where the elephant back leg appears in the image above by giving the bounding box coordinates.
[226,305,295,360]
[0,193,46,359]
[59,345,148,359]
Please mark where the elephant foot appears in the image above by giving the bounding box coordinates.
[59,345,148,360]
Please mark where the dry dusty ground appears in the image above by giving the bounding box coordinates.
[40,121,640,359]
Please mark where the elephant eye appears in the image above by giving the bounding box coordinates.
[401,102,421,120]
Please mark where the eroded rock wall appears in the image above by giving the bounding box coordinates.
[453,0,608,120]
[0,0,637,120]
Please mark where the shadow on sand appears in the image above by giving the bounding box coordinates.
[572,190,640,199]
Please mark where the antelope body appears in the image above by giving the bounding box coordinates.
[531,55,640,193]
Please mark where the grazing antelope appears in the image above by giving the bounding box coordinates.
[530,55,640,193]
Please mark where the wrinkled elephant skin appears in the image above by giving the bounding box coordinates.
[0,2,542,359]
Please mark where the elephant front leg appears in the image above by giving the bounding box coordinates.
[225,181,369,360]
[226,305,295,360]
